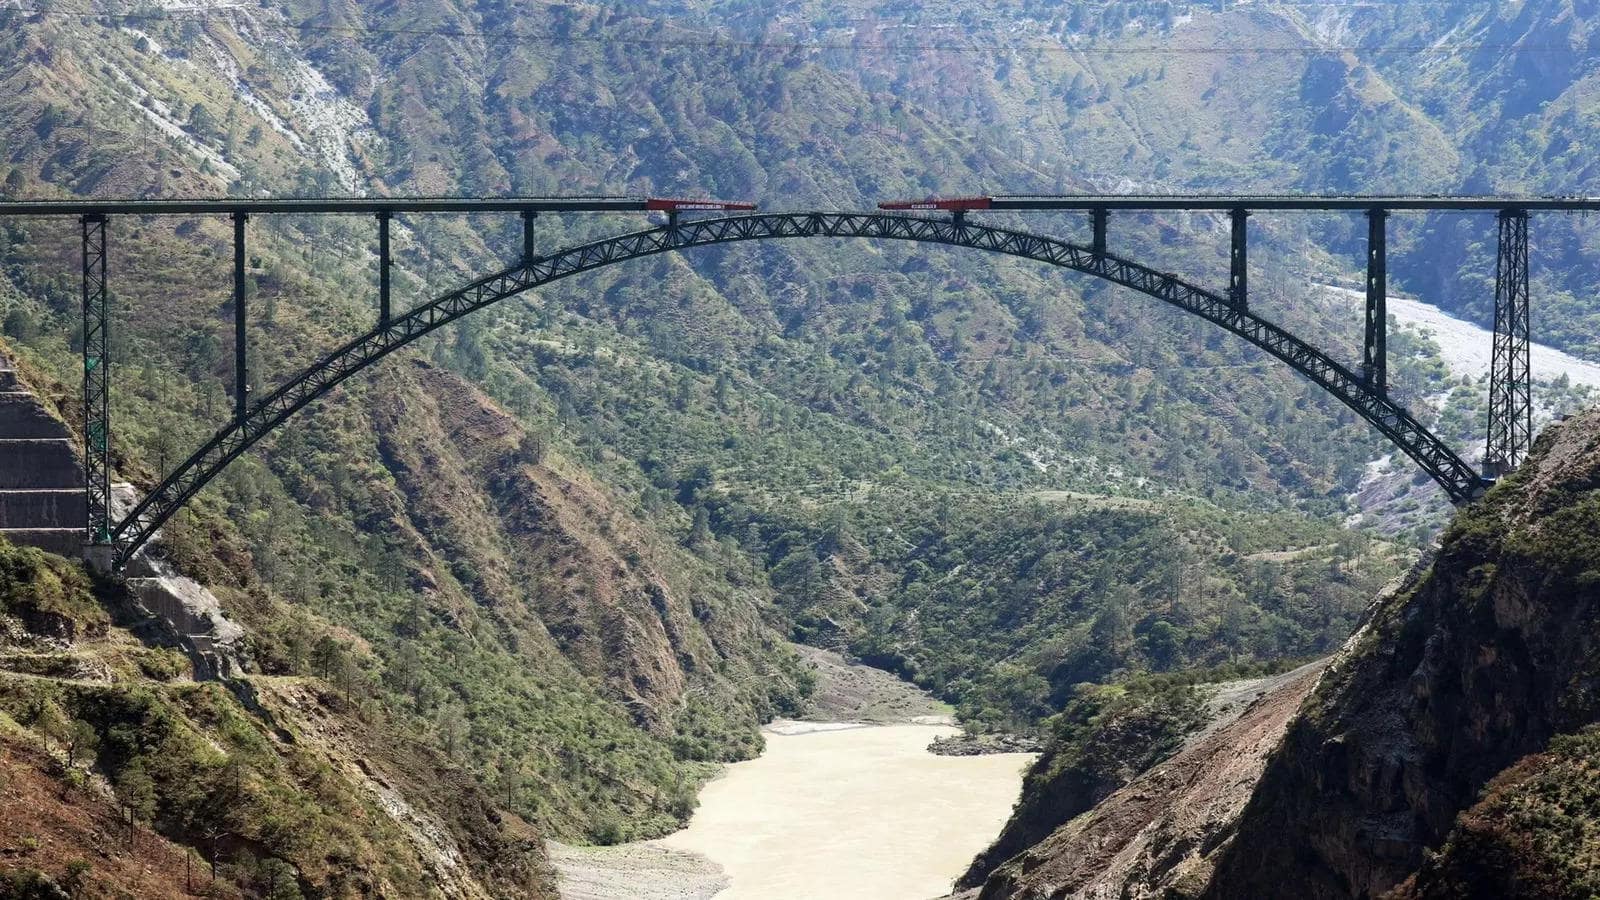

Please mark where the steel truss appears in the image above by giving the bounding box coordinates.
[1486,210,1532,476]
[81,215,112,549]
[108,212,1490,566]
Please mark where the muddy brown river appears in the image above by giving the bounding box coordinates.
[653,721,1034,900]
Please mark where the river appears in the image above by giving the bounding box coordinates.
[654,721,1033,900]
[551,721,1035,900]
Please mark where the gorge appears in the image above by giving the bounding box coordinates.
[4,0,1600,897]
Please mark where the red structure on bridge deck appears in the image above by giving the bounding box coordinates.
[877,196,994,211]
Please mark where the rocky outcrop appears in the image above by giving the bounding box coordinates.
[928,732,1043,757]
[1204,409,1600,899]
[0,352,248,680]
[1386,725,1600,900]
[124,563,249,680]
[961,663,1327,900]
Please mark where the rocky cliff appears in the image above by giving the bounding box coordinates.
[961,408,1600,900]
[955,664,1326,900]
[1205,409,1600,898]
[1387,724,1600,899]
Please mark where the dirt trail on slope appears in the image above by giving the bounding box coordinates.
[963,660,1329,900]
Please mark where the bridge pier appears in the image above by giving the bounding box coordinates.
[1229,208,1249,309]
[522,209,539,264]
[233,212,249,423]
[80,214,112,555]
[378,211,392,327]
[1091,208,1108,255]
[1363,208,1388,392]
[1486,209,1532,477]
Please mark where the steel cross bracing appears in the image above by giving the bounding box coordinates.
[1486,210,1532,476]
[108,211,1488,566]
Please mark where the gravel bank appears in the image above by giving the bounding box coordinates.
[549,841,727,900]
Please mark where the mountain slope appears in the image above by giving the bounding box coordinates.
[1389,725,1600,900]
[958,407,1600,900]
[0,536,558,899]
[962,662,1328,900]
[1204,408,1600,898]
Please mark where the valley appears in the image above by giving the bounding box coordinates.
[1322,284,1600,391]
[3,0,1600,897]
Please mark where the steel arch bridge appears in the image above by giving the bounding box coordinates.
[106,209,1494,567]
[0,194,1548,570]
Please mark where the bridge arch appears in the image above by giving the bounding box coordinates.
[111,211,1485,566]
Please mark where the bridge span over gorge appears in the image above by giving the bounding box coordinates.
[0,192,1564,570]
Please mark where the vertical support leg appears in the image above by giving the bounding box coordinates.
[1363,208,1389,392]
[1486,209,1532,477]
[80,214,112,560]
[377,211,392,327]
[1091,208,1108,255]
[232,212,249,422]
[521,209,538,265]
[1229,208,1249,309]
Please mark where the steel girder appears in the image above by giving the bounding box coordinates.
[109,212,1488,566]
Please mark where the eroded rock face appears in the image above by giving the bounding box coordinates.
[125,565,249,679]
[1205,410,1600,899]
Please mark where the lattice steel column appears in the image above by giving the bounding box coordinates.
[81,214,112,560]
[1486,209,1531,477]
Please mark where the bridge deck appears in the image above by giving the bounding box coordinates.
[990,195,1600,212]
[0,197,648,216]
[3,194,1600,217]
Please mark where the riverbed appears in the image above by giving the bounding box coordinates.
[1320,283,1600,388]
